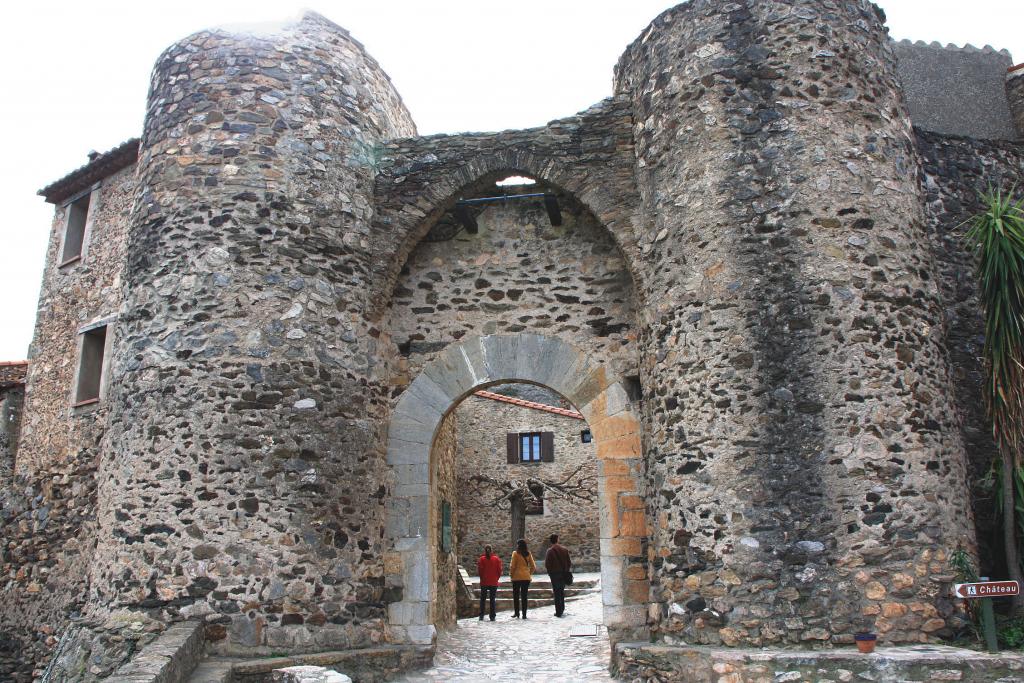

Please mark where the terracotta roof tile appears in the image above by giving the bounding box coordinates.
[0,360,28,388]
[38,139,140,204]
[473,390,584,420]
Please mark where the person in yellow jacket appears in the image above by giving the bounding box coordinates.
[509,538,538,619]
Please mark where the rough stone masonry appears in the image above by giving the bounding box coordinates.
[2,1,1024,680]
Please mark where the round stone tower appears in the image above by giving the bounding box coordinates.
[615,0,973,645]
[89,13,417,653]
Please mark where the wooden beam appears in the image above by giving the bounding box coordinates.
[543,194,562,226]
[454,203,478,234]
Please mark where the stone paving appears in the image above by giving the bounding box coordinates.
[392,581,620,683]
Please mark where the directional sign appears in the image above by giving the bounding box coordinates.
[953,581,1020,599]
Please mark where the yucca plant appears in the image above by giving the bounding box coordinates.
[966,187,1024,613]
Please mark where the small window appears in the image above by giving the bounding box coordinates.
[506,431,554,463]
[520,432,542,462]
[74,325,107,405]
[61,193,91,265]
[581,429,592,443]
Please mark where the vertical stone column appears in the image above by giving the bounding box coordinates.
[90,14,416,653]
[616,0,972,645]
[1008,65,1024,139]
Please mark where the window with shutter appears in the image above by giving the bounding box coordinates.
[509,431,548,463]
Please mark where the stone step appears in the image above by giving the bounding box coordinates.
[187,660,234,683]
[471,593,595,613]
[472,586,598,599]
[469,578,599,590]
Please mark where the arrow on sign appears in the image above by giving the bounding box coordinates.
[953,581,1020,599]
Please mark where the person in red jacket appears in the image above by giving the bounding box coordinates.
[477,544,503,621]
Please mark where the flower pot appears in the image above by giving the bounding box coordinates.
[854,633,877,653]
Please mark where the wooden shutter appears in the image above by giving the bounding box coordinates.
[507,432,519,464]
[540,432,555,462]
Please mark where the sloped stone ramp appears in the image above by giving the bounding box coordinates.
[391,590,619,683]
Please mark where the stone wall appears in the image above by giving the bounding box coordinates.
[454,391,599,573]
[432,411,458,630]
[87,11,417,657]
[16,163,133,476]
[385,181,638,384]
[615,0,972,646]
[915,128,1024,571]
[370,96,643,331]
[893,40,1016,140]
[0,161,135,681]
[616,642,1024,683]
[1008,68,1024,139]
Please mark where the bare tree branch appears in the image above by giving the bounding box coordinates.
[464,465,596,510]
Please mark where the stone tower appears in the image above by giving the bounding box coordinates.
[614,0,972,644]
[89,13,416,651]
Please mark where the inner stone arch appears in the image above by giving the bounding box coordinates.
[369,124,647,320]
[384,334,648,647]
[383,171,639,386]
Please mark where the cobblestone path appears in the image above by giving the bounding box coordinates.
[392,588,620,682]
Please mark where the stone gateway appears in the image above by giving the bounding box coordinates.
[2,1,1024,680]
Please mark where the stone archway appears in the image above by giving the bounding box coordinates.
[384,334,648,647]
[366,99,646,321]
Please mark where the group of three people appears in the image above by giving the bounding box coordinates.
[476,534,573,621]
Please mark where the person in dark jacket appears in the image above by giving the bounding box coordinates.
[543,533,572,617]
[477,544,503,621]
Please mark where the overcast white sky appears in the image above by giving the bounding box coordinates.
[0,0,1020,360]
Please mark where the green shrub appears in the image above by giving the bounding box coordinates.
[998,617,1024,649]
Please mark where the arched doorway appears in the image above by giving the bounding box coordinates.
[383,333,648,648]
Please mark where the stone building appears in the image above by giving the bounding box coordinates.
[452,386,600,573]
[2,1,1024,680]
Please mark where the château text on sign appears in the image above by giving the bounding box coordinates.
[953,581,1020,599]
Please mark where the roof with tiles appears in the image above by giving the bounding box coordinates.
[38,138,140,205]
[473,390,585,420]
[0,361,28,389]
